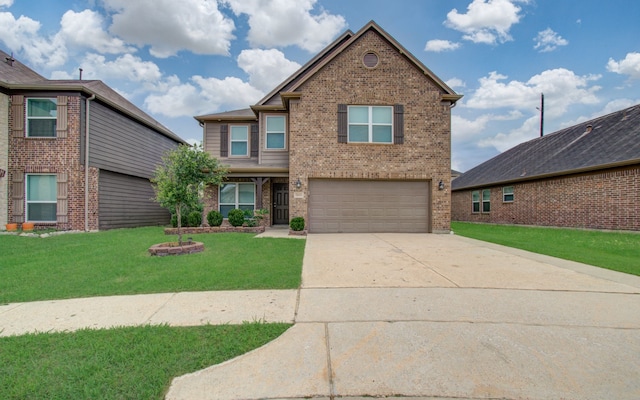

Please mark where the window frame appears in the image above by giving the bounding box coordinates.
[265,115,286,150]
[26,97,57,138]
[482,189,491,213]
[471,190,480,213]
[229,125,249,157]
[26,173,57,222]
[503,186,514,203]
[219,182,256,218]
[347,105,393,144]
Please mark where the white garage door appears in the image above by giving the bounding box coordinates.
[308,180,430,233]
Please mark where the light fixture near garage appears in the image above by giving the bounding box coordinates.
[438,180,445,190]
[295,179,302,189]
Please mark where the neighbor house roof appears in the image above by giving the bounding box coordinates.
[452,104,640,191]
[194,108,257,122]
[0,49,186,144]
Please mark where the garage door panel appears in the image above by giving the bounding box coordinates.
[308,180,430,233]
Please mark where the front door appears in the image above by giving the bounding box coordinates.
[272,183,289,225]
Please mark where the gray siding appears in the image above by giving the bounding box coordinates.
[89,101,179,179]
[99,170,169,229]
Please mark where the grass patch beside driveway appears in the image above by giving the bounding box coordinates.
[451,222,640,276]
[0,227,305,303]
[0,323,291,400]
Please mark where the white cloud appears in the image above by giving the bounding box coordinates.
[445,0,526,45]
[225,0,346,52]
[533,28,568,52]
[467,69,600,117]
[58,10,133,54]
[478,115,539,151]
[446,78,466,89]
[237,49,301,92]
[607,52,640,79]
[424,39,461,52]
[0,0,13,7]
[0,11,67,66]
[145,76,264,118]
[104,0,235,58]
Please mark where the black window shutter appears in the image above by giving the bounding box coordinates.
[220,124,228,157]
[394,104,404,144]
[250,123,259,157]
[337,104,348,143]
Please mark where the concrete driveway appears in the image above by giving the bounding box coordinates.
[167,233,640,400]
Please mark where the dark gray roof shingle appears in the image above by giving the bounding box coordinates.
[452,104,640,190]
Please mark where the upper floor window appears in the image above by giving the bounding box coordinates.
[503,186,514,202]
[230,125,248,156]
[348,106,393,143]
[27,98,57,137]
[26,174,57,222]
[266,116,286,149]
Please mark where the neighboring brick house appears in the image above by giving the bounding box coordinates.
[1,49,187,231]
[452,104,640,231]
[197,21,461,233]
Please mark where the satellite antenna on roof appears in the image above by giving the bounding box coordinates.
[536,93,544,137]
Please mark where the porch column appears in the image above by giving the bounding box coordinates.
[251,177,270,209]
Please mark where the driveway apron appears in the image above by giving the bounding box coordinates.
[166,233,640,400]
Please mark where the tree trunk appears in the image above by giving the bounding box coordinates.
[176,204,183,245]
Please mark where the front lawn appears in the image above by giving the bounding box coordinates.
[0,227,305,303]
[0,323,290,400]
[451,222,640,276]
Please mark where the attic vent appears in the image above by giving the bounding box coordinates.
[363,52,379,68]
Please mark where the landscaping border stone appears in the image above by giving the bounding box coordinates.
[163,226,265,235]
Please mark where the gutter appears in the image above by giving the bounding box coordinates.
[85,94,95,231]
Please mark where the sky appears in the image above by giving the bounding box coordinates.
[1,0,639,172]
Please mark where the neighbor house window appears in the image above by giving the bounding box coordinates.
[348,106,392,143]
[266,116,286,149]
[219,183,255,218]
[503,186,514,202]
[230,126,249,156]
[26,174,57,222]
[472,191,480,213]
[27,98,57,137]
[482,189,491,213]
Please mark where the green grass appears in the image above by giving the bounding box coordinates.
[0,323,291,400]
[451,222,640,276]
[0,227,305,303]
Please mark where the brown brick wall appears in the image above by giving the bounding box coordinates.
[8,95,98,231]
[451,165,640,231]
[288,30,452,232]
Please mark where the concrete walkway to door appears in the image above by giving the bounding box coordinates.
[166,233,640,400]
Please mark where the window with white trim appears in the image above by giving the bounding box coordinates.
[348,106,393,143]
[472,191,480,213]
[503,186,514,202]
[27,98,57,137]
[26,174,57,222]
[482,189,491,213]
[219,183,255,218]
[230,126,249,156]
[266,115,286,149]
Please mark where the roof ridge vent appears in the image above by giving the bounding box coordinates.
[584,124,593,134]
[5,52,15,66]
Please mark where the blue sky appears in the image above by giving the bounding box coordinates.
[2,0,639,171]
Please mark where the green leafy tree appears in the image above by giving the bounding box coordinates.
[152,144,227,244]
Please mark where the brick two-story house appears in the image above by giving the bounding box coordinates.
[197,21,461,233]
[1,49,187,231]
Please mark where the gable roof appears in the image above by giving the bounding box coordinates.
[195,108,257,122]
[452,104,640,191]
[253,20,461,112]
[0,49,186,144]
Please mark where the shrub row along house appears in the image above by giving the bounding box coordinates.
[0,49,186,231]
[452,104,640,231]
[197,21,461,233]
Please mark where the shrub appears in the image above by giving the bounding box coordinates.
[207,210,223,227]
[290,216,305,231]
[187,211,202,227]
[228,209,246,227]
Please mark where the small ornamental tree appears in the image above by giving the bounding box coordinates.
[152,144,227,245]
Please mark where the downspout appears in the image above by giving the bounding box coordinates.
[85,94,96,231]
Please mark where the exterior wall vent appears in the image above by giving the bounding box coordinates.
[363,52,379,68]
